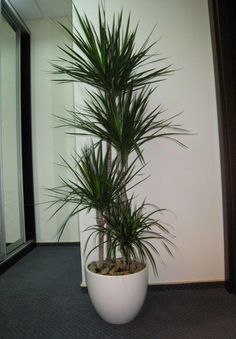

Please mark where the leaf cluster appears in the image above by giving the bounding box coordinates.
[59,87,187,165]
[85,198,175,276]
[47,142,142,238]
[52,4,172,93]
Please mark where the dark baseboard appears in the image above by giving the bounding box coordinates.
[36,242,80,247]
[81,281,225,293]
[148,281,225,291]
[0,241,36,275]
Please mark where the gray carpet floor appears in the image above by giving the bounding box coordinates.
[0,246,236,339]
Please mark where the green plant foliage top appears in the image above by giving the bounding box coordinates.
[52,4,172,93]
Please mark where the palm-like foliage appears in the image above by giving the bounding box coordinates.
[59,87,186,165]
[47,142,142,236]
[52,4,172,93]
[52,3,186,170]
[85,198,175,276]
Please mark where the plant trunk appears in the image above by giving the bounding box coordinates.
[106,142,112,260]
[120,248,128,270]
[119,154,129,268]
[96,209,104,268]
[119,153,128,203]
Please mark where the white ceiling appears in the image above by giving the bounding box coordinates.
[9,0,72,20]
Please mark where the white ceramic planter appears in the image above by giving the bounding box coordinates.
[85,264,148,324]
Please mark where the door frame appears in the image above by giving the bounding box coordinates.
[0,0,36,274]
[208,0,236,293]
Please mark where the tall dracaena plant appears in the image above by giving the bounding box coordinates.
[51,4,186,268]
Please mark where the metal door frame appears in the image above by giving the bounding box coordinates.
[0,0,36,272]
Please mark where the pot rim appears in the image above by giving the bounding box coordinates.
[85,261,148,279]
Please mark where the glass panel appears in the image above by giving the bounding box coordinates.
[0,18,24,253]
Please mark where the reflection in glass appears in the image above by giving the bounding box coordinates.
[0,18,24,252]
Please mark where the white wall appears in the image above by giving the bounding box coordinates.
[28,18,79,242]
[74,0,224,285]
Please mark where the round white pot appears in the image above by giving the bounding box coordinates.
[85,264,148,324]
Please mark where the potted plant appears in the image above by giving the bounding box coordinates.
[48,3,186,324]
